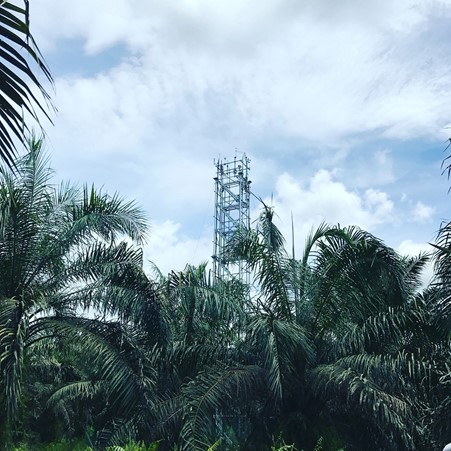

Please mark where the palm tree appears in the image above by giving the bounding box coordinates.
[0,1,53,167]
[424,223,451,448]
[0,137,157,444]
[144,263,251,449]
[198,207,437,450]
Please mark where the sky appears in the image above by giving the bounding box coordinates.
[27,0,451,281]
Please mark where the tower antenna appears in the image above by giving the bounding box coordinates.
[212,153,251,284]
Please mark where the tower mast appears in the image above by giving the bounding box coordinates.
[213,154,251,284]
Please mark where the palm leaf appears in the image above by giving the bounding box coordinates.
[0,298,28,419]
[31,316,156,420]
[248,317,314,402]
[180,363,264,450]
[0,1,53,168]
[312,359,416,448]
[47,380,103,408]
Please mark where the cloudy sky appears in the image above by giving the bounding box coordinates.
[29,0,451,278]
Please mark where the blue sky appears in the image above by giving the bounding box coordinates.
[29,0,451,278]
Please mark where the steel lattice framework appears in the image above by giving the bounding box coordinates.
[212,155,251,283]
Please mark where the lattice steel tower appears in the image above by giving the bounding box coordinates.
[213,154,251,284]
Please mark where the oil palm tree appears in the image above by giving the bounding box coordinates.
[142,263,252,449]
[216,207,436,450]
[0,137,157,444]
[310,255,432,450]
[424,222,451,448]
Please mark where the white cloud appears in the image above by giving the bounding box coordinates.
[33,0,438,54]
[412,201,435,223]
[144,220,213,275]
[332,150,397,190]
[398,239,432,256]
[260,170,396,257]
[365,189,395,220]
[32,0,451,150]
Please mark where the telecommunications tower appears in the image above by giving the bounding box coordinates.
[212,154,251,284]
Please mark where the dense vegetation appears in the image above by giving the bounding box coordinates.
[0,140,449,450]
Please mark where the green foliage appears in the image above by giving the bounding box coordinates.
[0,2,53,167]
[106,440,161,451]
[143,209,448,450]
[206,440,221,451]
[271,434,297,450]
[1,144,449,450]
[0,139,155,445]
[313,437,323,451]
[12,439,162,451]
[13,439,92,451]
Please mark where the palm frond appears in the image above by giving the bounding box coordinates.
[0,1,53,168]
[226,224,293,319]
[180,364,264,450]
[95,418,140,447]
[312,360,416,448]
[258,204,285,253]
[248,317,314,402]
[309,225,412,337]
[47,380,103,408]
[0,298,28,419]
[30,316,156,419]
[69,185,149,245]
